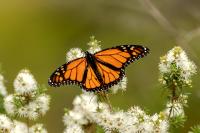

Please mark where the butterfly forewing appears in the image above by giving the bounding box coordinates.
[48,58,87,87]
[95,45,149,68]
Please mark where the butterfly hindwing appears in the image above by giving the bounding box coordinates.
[82,66,101,91]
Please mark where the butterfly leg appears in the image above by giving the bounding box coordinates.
[97,91,112,111]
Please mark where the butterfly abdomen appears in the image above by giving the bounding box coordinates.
[85,51,104,84]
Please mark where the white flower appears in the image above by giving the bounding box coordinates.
[64,124,84,133]
[35,94,50,115]
[66,48,85,62]
[63,93,98,127]
[74,93,98,113]
[14,69,37,94]
[18,106,28,117]
[4,94,17,115]
[11,121,28,133]
[165,102,184,117]
[0,74,7,96]
[63,113,76,127]
[63,92,171,133]
[111,76,127,94]
[128,106,145,118]
[138,121,154,133]
[98,102,110,112]
[29,124,47,133]
[69,109,88,125]
[0,114,14,132]
[151,114,159,122]
[159,120,169,133]
[158,56,170,73]
[87,36,101,54]
[159,46,197,86]
[27,102,40,120]
[93,109,138,132]
[166,49,175,63]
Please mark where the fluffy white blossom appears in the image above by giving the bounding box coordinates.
[63,93,98,127]
[35,94,50,116]
[4,94,17,115]
[29,124,47,133]
[0,114,14,132]
[159,120,169,133]
[4,69,50,120]
[63,93,170,133]
[65,36,101,62]
[4,93,50,120]
[159,46,197,86]
[64,124,84,133]
[11,120,28,133]
[14,69,37,94]
[87,36,101,54]
[165,102,184,117]
[111,76,127,94]
[73,92,98,113]
[18,106,29,117]
[66,48,85,62]
[0,74,7,96]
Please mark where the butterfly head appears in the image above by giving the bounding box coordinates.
[85,51,91,55]
[85,51,93,58]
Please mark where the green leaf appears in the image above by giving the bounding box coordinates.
[189,125,200,133]
[96,125,105,133]
[169,115,186,130]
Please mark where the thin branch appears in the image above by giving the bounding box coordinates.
[139,0,178,36]
[139,0,200,66]
[177,27,200,44]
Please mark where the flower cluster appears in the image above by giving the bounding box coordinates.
[63,93,169,133]
[0,69,49,132]
[0,114,47,133]
[63,93,97,132]
[4,69,50,120]
[164,94,188,118]
[87,36,101,54]
[66,48,85,62]
[29,124,48,133]
[159,46,197,88]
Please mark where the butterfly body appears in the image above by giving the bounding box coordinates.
[49,45,149,92]
[84,51,104,84]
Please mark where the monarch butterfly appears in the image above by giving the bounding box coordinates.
[48,45,149,92]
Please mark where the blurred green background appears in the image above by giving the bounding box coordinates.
[0,0,199,132]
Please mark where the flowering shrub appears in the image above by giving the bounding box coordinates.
[0,37,198,133]
[62,37,197,133]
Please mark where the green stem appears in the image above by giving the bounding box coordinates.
[27,118,29,133]
[168,83,177,119]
